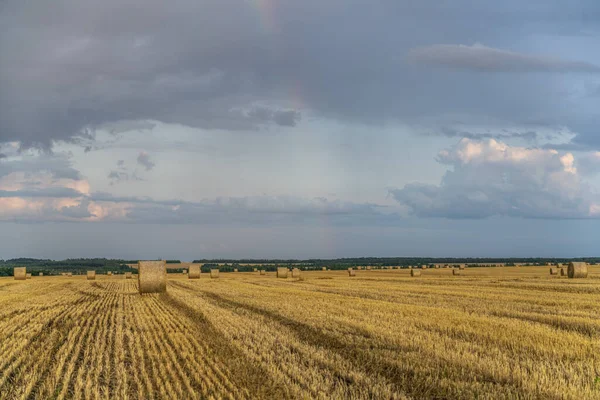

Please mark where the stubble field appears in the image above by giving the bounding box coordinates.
[1,266,599,400]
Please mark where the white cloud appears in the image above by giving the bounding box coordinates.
[391,138,600,219]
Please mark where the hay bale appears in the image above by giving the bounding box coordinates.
[322,267,326,271]
[357,266,362,270]
[421,265,427,269]
[260,270,266,275]
[182,269,187,274]
[568,262,588,279]
[138,261,167,293]
[459,264,466,270]
[366,266,372,270]
[234,268,238,272]
[188,265,201,279]
[348,268,356,277]
[26,273,32,279]
[14,267,26,281]
[277,267,289,278]
[560,268,566,276]
[549,267,558,275]
[125,272,132,279]
[253,268,258,272]
[292,268,300,278]
[39,272,43,276]
[410,269,421,277]
[210,269,219,279]
[87,270,96,280]
[452,269,460,276]
[107,271,112,276]
[66,272,73,277]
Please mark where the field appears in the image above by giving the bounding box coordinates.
[1,267,600,399]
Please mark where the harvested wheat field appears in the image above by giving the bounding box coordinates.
[1,266,600,399]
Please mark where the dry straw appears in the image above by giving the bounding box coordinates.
[411,269,421,277]
[125,272,132,279]
[348,268,356,277]
[26,273,32,279]
[560,268,566,276]
[210,269,219,279]
[292,268,300,278]
[549,267,558,275]
[188,265,201,279]
[260,270,266,275]
[138,261,167,293]
[14,267,26,281]
[453,269,460,276]
[87,270,96,280]
[568,262,588,279]
[277,267,289,278]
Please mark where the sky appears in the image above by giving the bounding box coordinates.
[1,0,600,260]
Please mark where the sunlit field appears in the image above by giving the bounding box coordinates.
[1,267,600,399]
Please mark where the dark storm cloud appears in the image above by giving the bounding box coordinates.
[1,0,599,147]
[136,151,155,171]
[408,44,600,72]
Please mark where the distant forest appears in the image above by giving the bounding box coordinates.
[0,257,597,276]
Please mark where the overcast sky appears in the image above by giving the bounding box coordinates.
[1,0,600,260]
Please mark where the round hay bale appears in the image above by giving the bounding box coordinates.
[452,269,460,276]
[210,269,219,279]
[253,268,258,272]
[260,270,266,275]
[421,265,427,269]
[39,272,43,276]
[277,267,289,278]
[138,261,167,293]
[14,267,26,281]
[410,269,422,277]
[366,266,372,270]
[321,267,326,271]
[87,270,96,280]
[107,271,112,276]
[459,264,466,270]
[292,268,300,278]
[125,272,132,279]
[234,268,239,272]
[568,262,588,279]
[560,268,566,276]
[26,273,32,279]
[66,272,72,277]
[182,269,187,275]
[357,266,362,270]
[549,267,558,275]
[348,268,356,277]
[188,265,201,279]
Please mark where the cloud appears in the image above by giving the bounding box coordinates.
[58,199,95,219]
[247,107,301,127]
[2,0,599,150]
[136,151,155,171]
[0,187,83,199]
[391,138,600,219]
[408,43,600,73]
